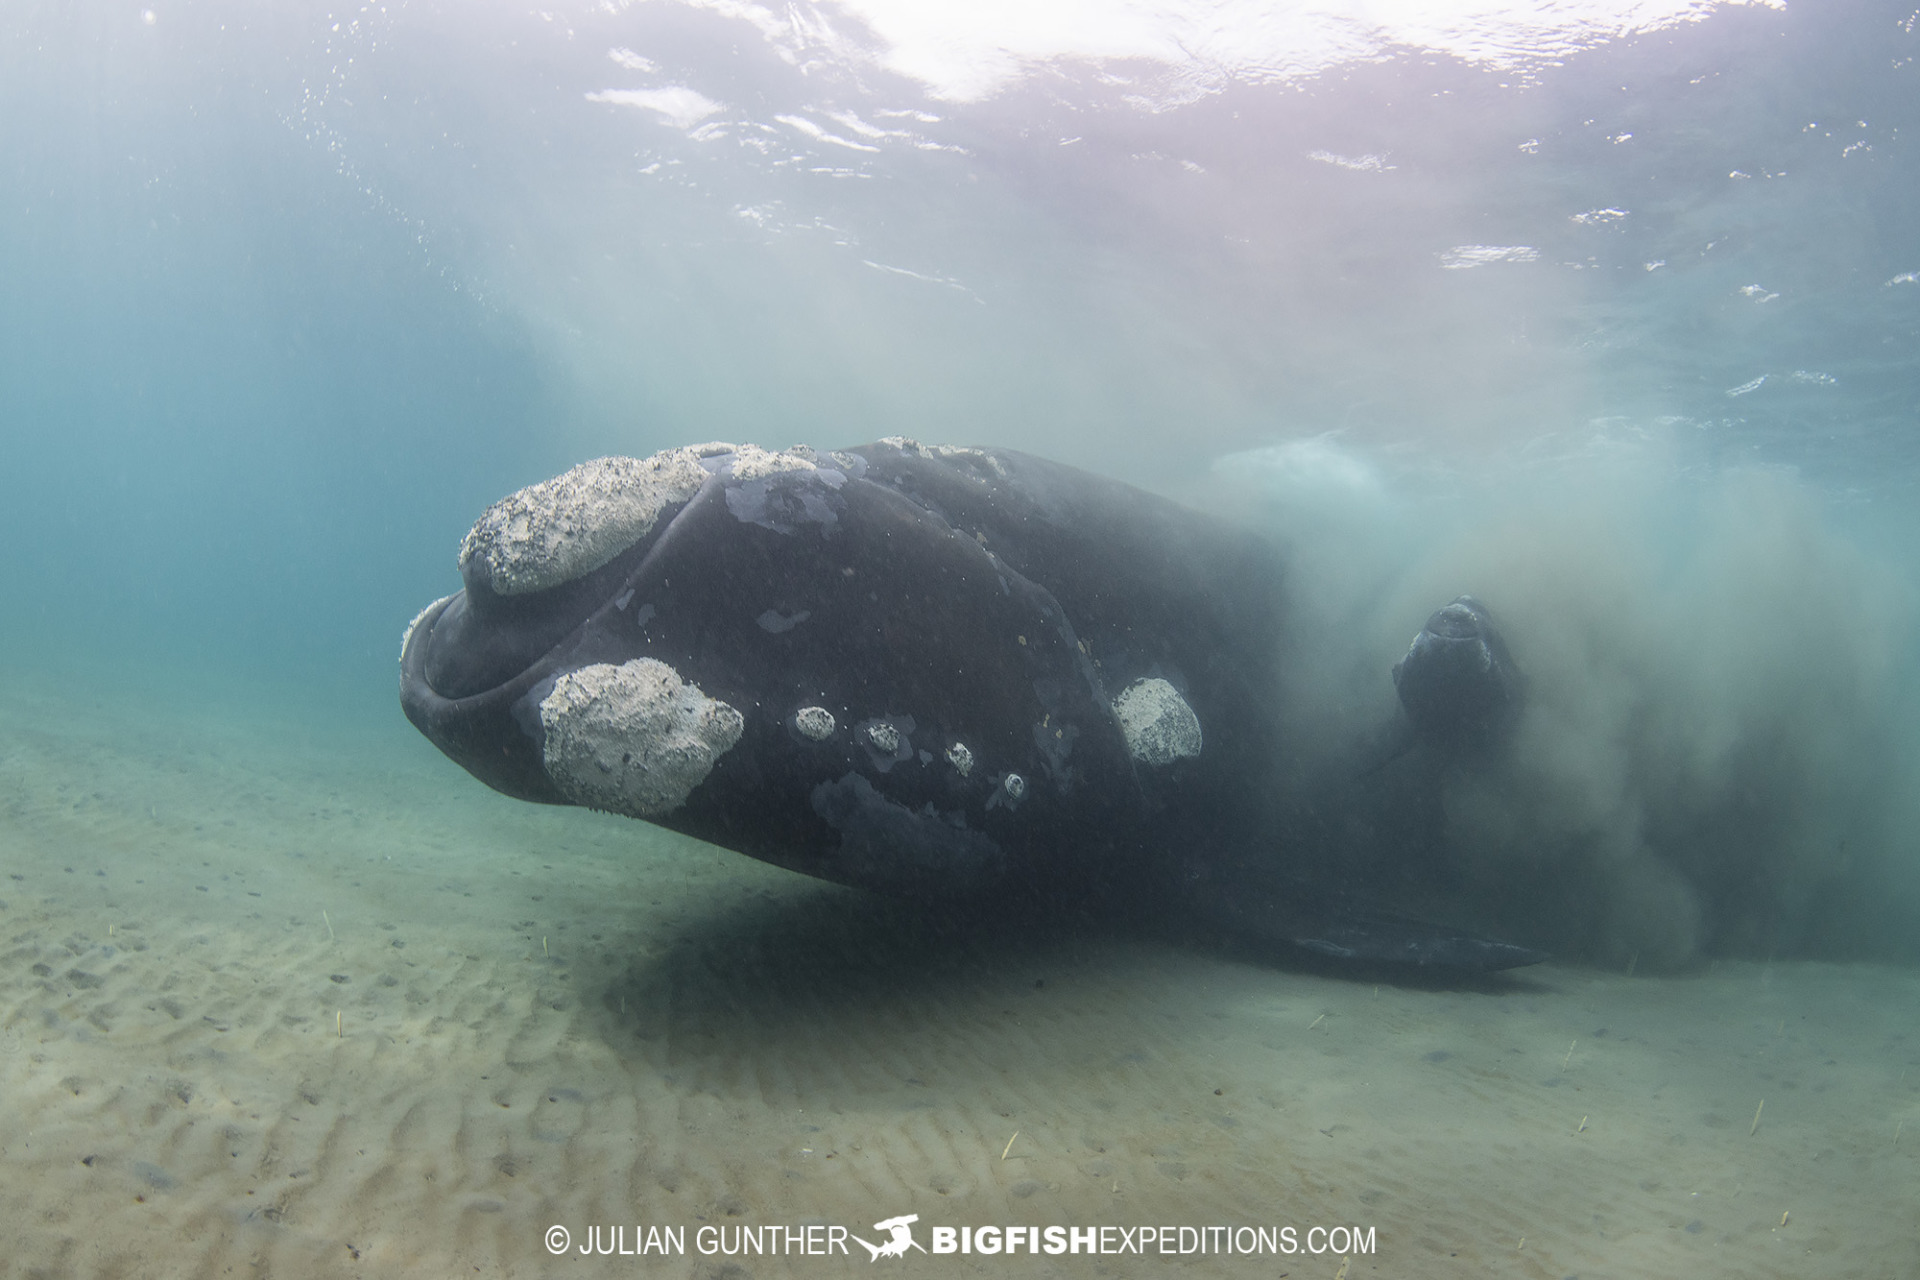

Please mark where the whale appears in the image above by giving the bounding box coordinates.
[399,438,1543,971]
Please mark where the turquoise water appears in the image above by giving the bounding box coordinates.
[4,2,1916,653]
[7,0,1918,955]
[3,4,1919,1272]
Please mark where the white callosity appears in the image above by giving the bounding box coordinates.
[458,449,712,595]
[864,721,901,754]
[945,741,975,776]
[726,443,819,480]
[794,706,837,740]
[539,659,744,818]
[931,444,1009,478]
[1112,677,1203,765]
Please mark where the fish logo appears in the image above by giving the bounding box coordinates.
[851,1213,926,1261]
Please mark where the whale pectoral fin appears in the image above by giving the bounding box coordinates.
[1284,911,1548,971]
[1190,878,1547,973]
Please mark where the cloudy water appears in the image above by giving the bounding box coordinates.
[3,1,1919,1276]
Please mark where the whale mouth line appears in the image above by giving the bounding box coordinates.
[401,594,550,710]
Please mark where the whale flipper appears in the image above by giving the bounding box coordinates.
[1188,876,1545,971]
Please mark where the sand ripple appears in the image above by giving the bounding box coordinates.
[2,675,1916,1277]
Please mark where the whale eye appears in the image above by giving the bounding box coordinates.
[1002,773,1027,800]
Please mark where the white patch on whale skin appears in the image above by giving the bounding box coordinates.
[945,741,975,776]
[931,444,1009,478]
[877,435,935,459]
[539,659,744,818]
[458,449,711,596]
[1112,677,1203,765]
[725,443,818,480]
[794,706,837,740]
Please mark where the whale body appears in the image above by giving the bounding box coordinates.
[400,438,1543,971]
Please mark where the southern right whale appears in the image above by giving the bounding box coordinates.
[399,438,1543,971]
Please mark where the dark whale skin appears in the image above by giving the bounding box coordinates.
[401,439,1544,971]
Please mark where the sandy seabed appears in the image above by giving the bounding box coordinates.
[1,666,1915,1280]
